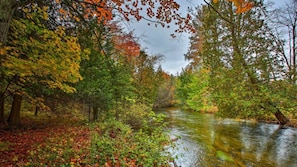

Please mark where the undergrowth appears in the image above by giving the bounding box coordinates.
[0,106,174,167]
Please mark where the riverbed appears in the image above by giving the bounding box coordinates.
[164,108,297,167]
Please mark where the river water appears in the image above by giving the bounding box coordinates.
[163,108,297,167]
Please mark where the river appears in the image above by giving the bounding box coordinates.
[163,108,297,167]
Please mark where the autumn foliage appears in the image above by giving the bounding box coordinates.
[0,117,90,166]
[52,0,196,34]
[0,111,171,166]
[112,32,141,58]
[213,0,253,13]
[0,0,259,166]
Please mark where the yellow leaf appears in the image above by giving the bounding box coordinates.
[0,47,7,55]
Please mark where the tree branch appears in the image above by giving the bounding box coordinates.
[203,0,232,24]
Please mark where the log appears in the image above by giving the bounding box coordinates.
[274,110,289,125]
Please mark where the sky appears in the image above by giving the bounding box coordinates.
[125,0,287,75]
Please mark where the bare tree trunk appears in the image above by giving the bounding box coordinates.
[292,24,296,83]
[7,94,22,127]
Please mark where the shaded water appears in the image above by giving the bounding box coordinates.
[164,108,297,167]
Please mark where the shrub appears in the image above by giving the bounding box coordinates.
[90,119,172,167]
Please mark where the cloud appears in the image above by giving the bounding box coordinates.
[135,24,190,74]
[124,0,203,74]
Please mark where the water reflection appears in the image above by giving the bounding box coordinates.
[165,109,297,167]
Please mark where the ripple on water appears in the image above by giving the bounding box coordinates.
[165,109,297,167]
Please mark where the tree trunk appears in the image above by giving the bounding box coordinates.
[274,110,289,125]
[292,24,296,84]
[7,94,22,127]
[0,0,17,127]
[0,94,8,128]
[34,105,39,116]
[0,0,17,45]
[93,105,98,121]
[88,104,91,122]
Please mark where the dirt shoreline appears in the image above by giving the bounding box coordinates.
[257,119,297,128]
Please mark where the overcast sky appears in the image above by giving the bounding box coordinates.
[125,0,287,75]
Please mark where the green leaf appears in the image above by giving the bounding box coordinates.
[216,150,234,162]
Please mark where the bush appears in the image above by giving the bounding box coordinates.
[117,103,151,130]
[24,107,173,166]
[89,119,172,167]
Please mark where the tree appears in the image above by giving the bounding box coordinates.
[0,0,254,59]
[212,0,254,14]
[1,5,86,126]
[187,0,290,123]
[0,0,195,126]
[175,68,193,108]
[186,68,213,112]
[0,0,255,127]
[0,0,194,49]
[265,0,297,123]
[269,0,297,84]
[0,0,18,127]
[153,68,175,109]
[132,51,163,106]
[75,18,139,121]
[176,67,214,112]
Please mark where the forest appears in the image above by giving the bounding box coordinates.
[176,0,297,126]
[0,0,296,166]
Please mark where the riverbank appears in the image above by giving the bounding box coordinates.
[0,112,172,166]
[258,118,297,128]
[185,107,297,129]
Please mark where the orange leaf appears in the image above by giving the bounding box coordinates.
[235,2,253,13]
